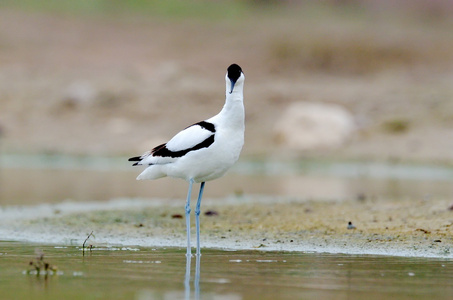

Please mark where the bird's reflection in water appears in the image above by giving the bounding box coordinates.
[185,254,201,300]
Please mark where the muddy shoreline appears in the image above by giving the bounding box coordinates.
[1,197,452,258]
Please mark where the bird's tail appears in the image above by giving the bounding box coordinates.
[128,156,141,166]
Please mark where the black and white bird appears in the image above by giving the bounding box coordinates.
[129,64,245,256]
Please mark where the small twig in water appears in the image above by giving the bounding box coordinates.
[82,231,94,256]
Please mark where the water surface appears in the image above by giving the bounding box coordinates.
[1,241,452,300]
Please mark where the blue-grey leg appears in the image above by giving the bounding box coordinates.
[184,253,191,300]
[185,179,194,257]
[194,182,205,256]
[195,253,201,300]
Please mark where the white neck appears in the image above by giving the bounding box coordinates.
[208,72,245,128]
[222,90,244,123]
[211,82,244,129]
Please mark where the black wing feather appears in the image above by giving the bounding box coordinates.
[128,121,216,165]
[151,135,214,158]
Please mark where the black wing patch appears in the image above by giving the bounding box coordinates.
[188,121,215,133]
[151,134,215,158]
[128,121,216,164]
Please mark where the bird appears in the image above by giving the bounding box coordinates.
[128,64,245,256]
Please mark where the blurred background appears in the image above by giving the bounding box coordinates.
[1,0,453,205]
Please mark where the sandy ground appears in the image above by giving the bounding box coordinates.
[1,196,452,258]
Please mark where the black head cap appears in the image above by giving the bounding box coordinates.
[227,64,242,83]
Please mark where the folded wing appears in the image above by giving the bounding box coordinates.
[128,121,216,166]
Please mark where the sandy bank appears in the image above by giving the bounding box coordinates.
[1,197,452,258]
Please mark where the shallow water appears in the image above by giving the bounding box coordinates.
[2,155,453,205]
[1,241,452,300]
